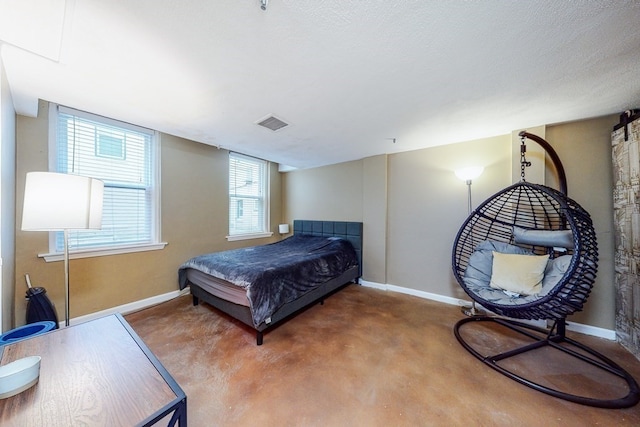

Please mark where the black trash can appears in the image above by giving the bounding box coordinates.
[26,287,59,329]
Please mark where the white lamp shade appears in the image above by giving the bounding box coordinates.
[455,166,484,182]
[278,223,290,234]
[22,172,104,231]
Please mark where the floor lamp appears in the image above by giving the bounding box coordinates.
[455,166,484,317]
[22,172,104,327]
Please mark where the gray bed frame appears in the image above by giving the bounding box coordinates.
[189,220,363,345]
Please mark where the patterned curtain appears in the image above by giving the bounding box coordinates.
[613,110,640,359]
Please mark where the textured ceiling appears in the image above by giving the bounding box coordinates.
[1,1,639,169]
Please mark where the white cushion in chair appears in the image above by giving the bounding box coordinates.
[490,252,550,296]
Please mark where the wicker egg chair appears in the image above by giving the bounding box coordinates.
[451,131,639,408]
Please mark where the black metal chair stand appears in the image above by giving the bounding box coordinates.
[454,316,640,408]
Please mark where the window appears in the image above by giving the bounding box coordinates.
[228,152,270,239]
[48,105,163,258]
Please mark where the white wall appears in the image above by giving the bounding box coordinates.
[0,54,17,331]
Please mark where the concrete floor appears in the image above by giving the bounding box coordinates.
[126,285,640,426]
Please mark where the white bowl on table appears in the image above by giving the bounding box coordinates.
[0,356,42,399]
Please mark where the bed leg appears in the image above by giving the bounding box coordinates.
[192,295,199,306]
[257,331,263,346]
[320,299,324,305]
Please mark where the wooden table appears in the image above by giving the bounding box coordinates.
[0,314,186,426]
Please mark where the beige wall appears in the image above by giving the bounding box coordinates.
[11,102,620,330]
[545,115,618,329]
[282,160,363,223]
[1,59,16,331]
[387,135,512,298]
[281,156,389,284]
[14,101,282,326]
[283,117,618,330]
[362,155,388,284]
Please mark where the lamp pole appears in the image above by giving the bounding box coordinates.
[63,229,71,327]
[466,179,473,214]
[455,167,484,317]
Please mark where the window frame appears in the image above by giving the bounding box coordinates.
[41,104,166,262]
[226,152,272,241]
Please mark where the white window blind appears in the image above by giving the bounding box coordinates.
[52,105,159,252]
[229,153,268,236]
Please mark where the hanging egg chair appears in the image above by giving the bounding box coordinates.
[451,131,639,408]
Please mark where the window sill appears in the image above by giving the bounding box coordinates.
[226,232,274,242]
[39,242,168,262]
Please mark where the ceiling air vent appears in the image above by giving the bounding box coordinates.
[256,115,289,131]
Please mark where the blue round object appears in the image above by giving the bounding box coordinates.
[0,321,56,345]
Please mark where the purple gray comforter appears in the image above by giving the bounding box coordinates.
[178,235,359,327]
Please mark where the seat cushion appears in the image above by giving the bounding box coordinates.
[463,240,572,306]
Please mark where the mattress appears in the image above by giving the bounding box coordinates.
[185,268,250,307]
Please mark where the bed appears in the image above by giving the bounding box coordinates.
[178,220,363,345]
